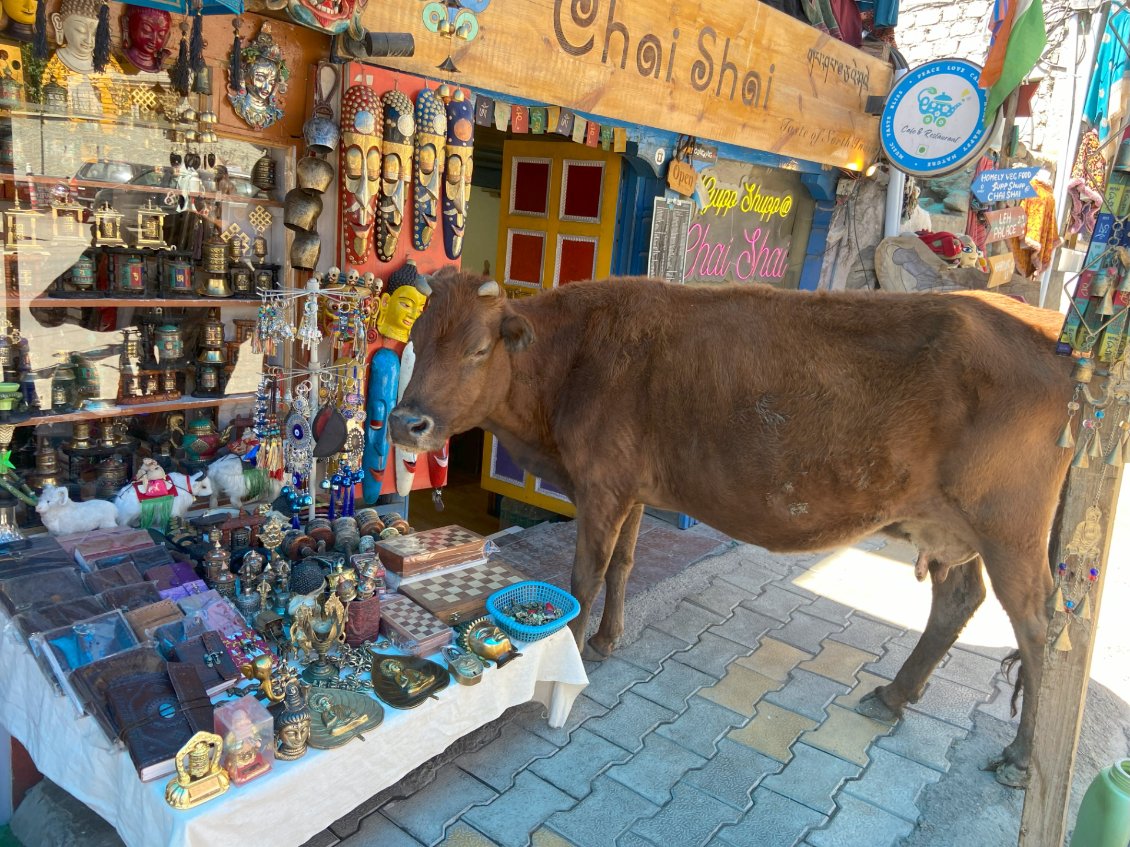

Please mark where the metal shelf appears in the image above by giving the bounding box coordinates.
[28,297,260,308]
[15,392,256,427]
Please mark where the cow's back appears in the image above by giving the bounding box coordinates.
[519,279,1074,551]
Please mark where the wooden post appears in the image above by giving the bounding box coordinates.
[1018,434,1123,845]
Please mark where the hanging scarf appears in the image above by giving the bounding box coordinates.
[1084,8,1130,141]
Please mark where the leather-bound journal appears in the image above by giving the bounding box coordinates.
[70,644,168,742]
[106,663,214,782]
[171,630,239,696]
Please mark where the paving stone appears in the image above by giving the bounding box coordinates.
[545,776,660,847]
[462,772,576,847]
[805,793,914,847]
[615,834,661,847]
[772,612,846,653]
[530,828,577,847]
[302,832,341,847]
[759,743,862,815]
[873,709,968,772]
[829,614,904,653]
[709,606,780,649]
[651,600,727,644]
[632,658,715,713]
[740,584,807,622]
[736,638,812,682]
[842,746,941,822]
[631,784,743,847]
[614,627,690,674]
[775,578,820,601]
[832,671,895,716]
[337,807,422,843]
[686,580,757,616]
[727,701,819,763]
[583,657,656,708]
[684,738,783,810]
[763,670,850,722]
[800,704,893,767]
[517,695,608,747]
[676,631,754,679]
[803,596,856,625]
[798,640,878,686]
[606,733,709,805]
[456,724,559,792]
[906,675,986,730]
[863,640,915,681]
[655,695,748,758]
[976,676,1022,724]
[699,664,782,717]
[933,646,1005,694]
[382,766,499,846]
[528,727,633,800]
[713,787,828,847]
[435,823,501,846]
[585,692,679,752]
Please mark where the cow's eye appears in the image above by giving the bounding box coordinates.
[470,345,490,359]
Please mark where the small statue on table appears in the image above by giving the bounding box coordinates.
[165,731,230,810]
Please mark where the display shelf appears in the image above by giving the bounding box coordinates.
[0,171,284,210]
[27,296,261,308]
[15,392,255,426]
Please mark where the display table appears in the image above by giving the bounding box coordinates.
[0,612,588,847]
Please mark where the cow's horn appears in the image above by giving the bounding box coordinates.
[478,279,500,297]
[415,276,433,296]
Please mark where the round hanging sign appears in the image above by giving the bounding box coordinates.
[880,59,1001,178]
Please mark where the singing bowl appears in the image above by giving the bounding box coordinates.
[290,230,322,270]
[296,155,336,194]
[284,188,324,233]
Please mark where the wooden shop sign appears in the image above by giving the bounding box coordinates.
[359,0,891,170]
[983,207,1027,244]
[987,253,1015,288]
[666,158,698,196]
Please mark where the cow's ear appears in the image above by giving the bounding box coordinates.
[500,313,534,352]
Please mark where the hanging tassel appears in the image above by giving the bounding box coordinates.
[171,21,191,95]
[33,0,49,59]
[1050,586,1066,613]
[189,3,205,73]
[228,18,243,92]
[1078,593,1092,621]
[1089,427,1104,458]
[92,0,111,72]
[1053,623,1073,652]
[1056,418,1075,449]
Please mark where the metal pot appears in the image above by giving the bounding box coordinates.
[284,188,324,233]
[303,105,340,156]
[290,231,322,270]
[296,155,335,194]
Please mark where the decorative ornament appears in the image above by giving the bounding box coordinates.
[189,0,204,72]
[228,16,242,92]
[227,22,289,131]
[171,18,191,94]
[422,0,489,73]
[120,4,172,73]
[341,84,382,264]
[377,89,414,262]
[443,90,474,259]
[414,87,447,250]
[164,732,230,810]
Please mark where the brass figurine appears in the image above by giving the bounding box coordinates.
[274,682,312,761]
[293,593,347,684]
[461,617,521,667]
[164,732,230,810]
[306,687,383,748]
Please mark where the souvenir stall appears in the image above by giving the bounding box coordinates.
[0,0,588,841]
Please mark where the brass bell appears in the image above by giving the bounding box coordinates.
[1056,418,1076,449]
[199,274,234,298]
[1072,436,1091,469]
[1072,358,1095,384]
[1089,427,1104,458]
[198,347,226,365]
[1105,435,1124,467]
[1099,286,1116,317]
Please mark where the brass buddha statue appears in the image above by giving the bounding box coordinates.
[308,690,367,738]
[43,0,124,115]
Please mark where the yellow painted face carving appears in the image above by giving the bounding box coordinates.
[3,0,36,26]
[376,284,427,344]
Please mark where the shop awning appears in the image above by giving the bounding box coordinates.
[124,0,243,15]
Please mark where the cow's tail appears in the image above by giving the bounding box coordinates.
[1000,650,1023,718]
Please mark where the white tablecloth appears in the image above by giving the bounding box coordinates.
[0,612,588,847]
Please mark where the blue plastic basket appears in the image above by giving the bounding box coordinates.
[486,581,580,644]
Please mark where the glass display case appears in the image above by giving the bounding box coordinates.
[0,84,293,522]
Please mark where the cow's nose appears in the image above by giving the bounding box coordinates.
[389,407,435,443]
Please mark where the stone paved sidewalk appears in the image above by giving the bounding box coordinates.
[316,537,1046,847]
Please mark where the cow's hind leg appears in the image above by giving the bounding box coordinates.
[566,490,635,659]
[587,503,645,659]
[979,542,1052,788]
[858,557,986,721]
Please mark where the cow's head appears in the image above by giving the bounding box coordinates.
[389,269,533,453]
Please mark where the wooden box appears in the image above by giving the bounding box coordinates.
[398,560,529,627]
[379,594,452,657]
[375,525,487,578]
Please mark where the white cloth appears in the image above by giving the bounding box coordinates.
[0,612,587,847]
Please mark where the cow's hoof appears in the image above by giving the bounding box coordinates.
[582,641,612,662]
[856,689,900,723]
[985,755,1029,788]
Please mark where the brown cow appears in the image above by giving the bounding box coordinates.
[389,269,1074,787]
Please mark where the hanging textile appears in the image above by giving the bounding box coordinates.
[1009,180,1060,276]
[860,9,898,47]
[801,0,841,38]
[762,0,806,23]
[1083,8,1130,140]
[828,0,863,47]
[1065,129,1107,238]
[858,0,899,27]
[965,154,998,254]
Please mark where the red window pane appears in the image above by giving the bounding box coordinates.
[561,162,603,221]
[507,231,544,285]
[556,236,597,286]
[512,160,550,216]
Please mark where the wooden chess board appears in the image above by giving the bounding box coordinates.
[376,525,487,577]
[399,561,528,626]
[379,594,453,656]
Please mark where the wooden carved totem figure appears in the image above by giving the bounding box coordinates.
[377,89,414,263]
[341,84,382,265]
[443,91,474,260]
[413,87,447,250]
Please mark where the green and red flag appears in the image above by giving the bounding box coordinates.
[979,0,1047,123]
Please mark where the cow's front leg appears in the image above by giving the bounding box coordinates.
[588,503,644,659]
[858,558,985,720]
[566,491,634,660]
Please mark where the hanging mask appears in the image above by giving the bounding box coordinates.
[443,91,474,260]
[341,84,382,265]
[413,88,446,251]
[377,89,414,263]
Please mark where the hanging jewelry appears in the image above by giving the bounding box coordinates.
[283,381,315,525]
[298,289,323,352]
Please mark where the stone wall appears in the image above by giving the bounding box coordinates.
[896,0,1077,168]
